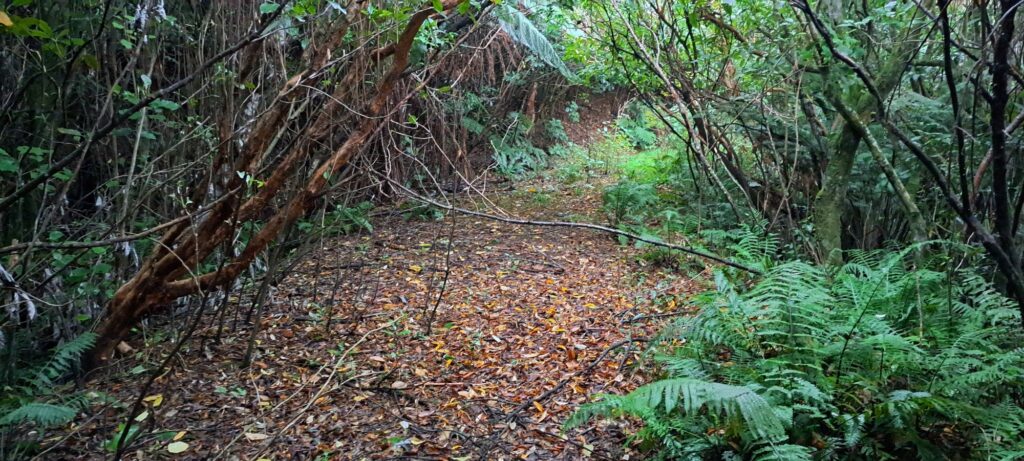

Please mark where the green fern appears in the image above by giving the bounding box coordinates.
[26,332,97,392]
[567,235,1024,459]
[0,403,76,428]
[1,332,97,432]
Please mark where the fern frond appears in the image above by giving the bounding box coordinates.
[496,4,576,80]
[751,443,813,461]
[605,378,785,440]
[0,403,76,428]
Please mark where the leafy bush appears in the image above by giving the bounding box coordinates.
[637,248,704,273]
[299,202,374,236]
[620,148,679,184]
[617,116,658,149]
[491,113,550,178]
[546,119,570,144]
[616,104,661,150]
[565,101,581,123]
[586,130,632,173]
[602,180,660,226]
[326,201,374,235]
[568,245,1024,460]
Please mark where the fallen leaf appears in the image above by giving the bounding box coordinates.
[143,394,163,407]
[391,381,408,389]
[116,341,135,354]
[244,432,269,441]
[0,12,11,27]
[167,441,189,454]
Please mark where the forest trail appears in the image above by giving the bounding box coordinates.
[9,2,1024,459]
[55,161,704,460]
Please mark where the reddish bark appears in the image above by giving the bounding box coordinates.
[87,3,458,369]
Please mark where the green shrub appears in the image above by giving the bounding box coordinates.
[602,180,660,226]
[565,101,581,123]
[617,116,658,149]
[300,201,374,236]
[492,113,549,178]
[568,245,1024,460]
[620,148,679,183]
[546,119,570,144]
[587,130,632,173]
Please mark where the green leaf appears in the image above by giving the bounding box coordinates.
[432,0,444,12]
[0,148,17,173]
[150,99,180,111]
[259,2,280,14]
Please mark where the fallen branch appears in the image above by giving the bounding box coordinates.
[386,180,763,274]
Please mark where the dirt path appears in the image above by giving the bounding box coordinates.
[51,174,703,460]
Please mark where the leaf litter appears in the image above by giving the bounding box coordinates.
[48,180,706,460]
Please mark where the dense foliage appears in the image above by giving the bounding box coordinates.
[568,236,1024,459]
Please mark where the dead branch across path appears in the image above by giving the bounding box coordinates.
[386,180,763,275]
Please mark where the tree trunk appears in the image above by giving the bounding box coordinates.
[86,2,456,370]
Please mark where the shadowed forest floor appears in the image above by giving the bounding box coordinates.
[47,170,707,460]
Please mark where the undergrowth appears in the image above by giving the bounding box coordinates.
[567,238,1024,460]
[1,332,99,458]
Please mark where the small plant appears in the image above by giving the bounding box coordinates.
[637,248,686,270]
[546,119,570,144]
[1,333,99,456]
[589,131,632,169]
[602,180,660,227]
[491,113,549,178]
[400,203,445,221]
[299,202,374,236]
[327,202,374,235]
[617,116,658,149]
[565,101,581,123]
